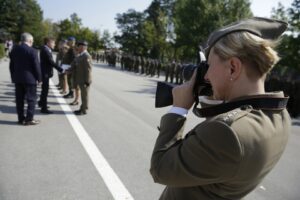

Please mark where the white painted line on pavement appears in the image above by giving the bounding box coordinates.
[50,80,134,200]
[259,185,266,191]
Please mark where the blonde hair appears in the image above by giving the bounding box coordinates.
[212,32,280,77]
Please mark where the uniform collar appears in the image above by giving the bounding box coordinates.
[79,50,87,56]
[194,92,288,118]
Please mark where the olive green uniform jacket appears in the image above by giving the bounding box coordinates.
[72,51,92,86]
[150,92,290,200]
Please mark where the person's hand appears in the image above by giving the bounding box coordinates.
[172,70,197,110]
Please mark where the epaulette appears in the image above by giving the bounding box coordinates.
[215,105,253,125]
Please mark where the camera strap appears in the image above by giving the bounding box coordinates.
[193,95,289,118]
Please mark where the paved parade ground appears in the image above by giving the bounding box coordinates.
[0,58,300,200]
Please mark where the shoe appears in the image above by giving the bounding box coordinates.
[17,120,24,125]
[40,109,53,114]
[63,93,74,98]
[24,119,40,126]
[74,110,87,115]
[38,101,49,108]
[69,101,79,105]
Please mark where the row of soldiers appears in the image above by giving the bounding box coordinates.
[89,50,300,117]
[120,54,185,84]
[91,50,185,85]
[91,50,118,67]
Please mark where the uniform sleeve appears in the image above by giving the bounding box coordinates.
[150,114,243,187]
[84,54,92,84]
[46,49,63,72]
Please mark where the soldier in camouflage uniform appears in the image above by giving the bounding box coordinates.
[56,39,67,93]
[62,37,76,98]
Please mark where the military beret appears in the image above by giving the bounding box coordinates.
[77,41,88,46]
[68,36,76,41]
[204,17,288,57]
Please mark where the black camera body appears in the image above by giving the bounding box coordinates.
[155,60,212,108]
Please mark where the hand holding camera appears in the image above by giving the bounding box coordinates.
[155,49,212,109]
[172,70,197,110]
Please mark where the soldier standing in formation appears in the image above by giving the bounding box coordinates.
[56,39,67,94]
[62,37,76,99]
[72,41,92,115]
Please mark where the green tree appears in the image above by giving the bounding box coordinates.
[174,0,252,60]
[145,0,168,58]
[0,0,44,45]
[102,30,113,49]
[56,13,83,41]
[41,19,60,39]
[115,9,145,54]
[272,0,300,73]
[55,13,104,51]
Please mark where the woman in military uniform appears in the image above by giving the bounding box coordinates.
[150,17,291,200]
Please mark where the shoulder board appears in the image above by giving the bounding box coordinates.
[214,105,253,125]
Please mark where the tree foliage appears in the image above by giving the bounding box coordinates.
[115,0,252,61]
[272,0,300,74]
[55,13,103,51]
[115,9,145,54]
[174,0,252,60]
[0,0,43,44]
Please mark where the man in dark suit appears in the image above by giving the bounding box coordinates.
[39,37,63,114]
[9,33,42,125]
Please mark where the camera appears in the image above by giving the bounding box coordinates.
[155,53,212,108]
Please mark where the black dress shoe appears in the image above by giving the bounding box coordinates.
[74,110,87,115]
[40,109,53,114]
[17,120,24,125]
[37,101,49,108]
[63,93,74,98]
[24,119,40,126]
[69,101,79,105]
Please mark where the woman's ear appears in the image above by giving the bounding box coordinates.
[229,57,242,80]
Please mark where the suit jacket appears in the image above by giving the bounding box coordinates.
[150,92,290,200]
[40,45,62,79]
[9,43,41,84]
[73,51,92,85]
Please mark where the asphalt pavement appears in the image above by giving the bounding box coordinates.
[0,58,299,200]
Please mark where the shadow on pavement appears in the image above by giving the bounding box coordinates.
[0,120,20,126]
[292,121,300,126]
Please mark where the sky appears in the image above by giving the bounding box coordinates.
[37,0,294,34]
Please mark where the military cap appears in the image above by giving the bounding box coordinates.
[204,17,288,57]
[68,36,76,41]
[77,41,88,46]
